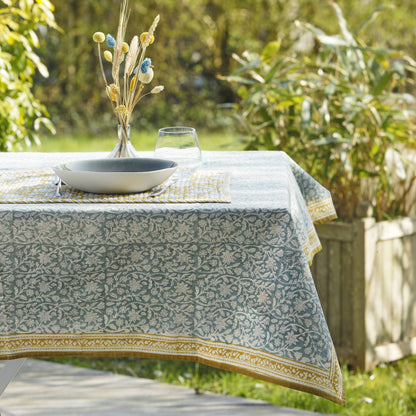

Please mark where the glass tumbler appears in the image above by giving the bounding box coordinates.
[154,127,202,174]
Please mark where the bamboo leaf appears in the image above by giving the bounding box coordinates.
[27,51,49,77]
[265,59,284,83]
[295,20,326,37]
[220,75,258,86]
[354,6,394,35]
[316,34,348,47]
[261,41,280,63]
[372,71,394,96]
[330,0,356,46]
[369,105,382,125]
[275,100,296,111]
[34,117,56,134]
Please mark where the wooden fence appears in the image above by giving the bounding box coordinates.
[312,217,416,371]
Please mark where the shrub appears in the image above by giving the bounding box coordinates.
[222,1,416,220]
[0,0,58,151]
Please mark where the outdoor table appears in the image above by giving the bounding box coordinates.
[0,151,345,405]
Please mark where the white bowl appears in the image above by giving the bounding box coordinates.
[53,158,177,194]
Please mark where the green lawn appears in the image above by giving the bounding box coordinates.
[21,129,244,152]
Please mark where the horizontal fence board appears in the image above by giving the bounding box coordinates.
[375,337,416,363]
[376,216,416,241]
[316,222,355,241]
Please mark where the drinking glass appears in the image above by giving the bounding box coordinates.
[154,127,202,174]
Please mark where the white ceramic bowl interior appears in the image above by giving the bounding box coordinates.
[53,158,177,194]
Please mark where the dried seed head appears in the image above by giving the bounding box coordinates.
[138,67,154,84]
[104,50,113,62]
[150,85,164,94]
[140,32,154,45]
[106,34,116,48]
[125,35,140,76]
[112,0,130,81]
[139,57,151,74]
[106,83,120,101]
[115,105,128,116]
[121,42,129,53]
[141,15,159,48]
[130,77,136,90]
[93,32,105,43]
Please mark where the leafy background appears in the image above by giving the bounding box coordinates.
[33,0,416,133]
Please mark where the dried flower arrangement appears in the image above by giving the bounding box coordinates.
[92,0,163,157]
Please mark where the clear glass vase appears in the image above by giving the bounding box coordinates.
[107,124,139,158]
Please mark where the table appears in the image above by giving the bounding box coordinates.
[0,151,344,405]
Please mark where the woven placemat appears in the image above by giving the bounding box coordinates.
[0,169,231,203]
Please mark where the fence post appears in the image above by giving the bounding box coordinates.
[351,217,377,370]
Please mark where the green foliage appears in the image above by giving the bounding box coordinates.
[222,1,416,220]
[0,0,58,150]
[31,0,416,140]
[34,0,360,133]
[36,0,277,132]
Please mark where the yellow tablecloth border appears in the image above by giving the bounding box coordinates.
[0,332,345,405]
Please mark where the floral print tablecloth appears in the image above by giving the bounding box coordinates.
[0,151,344,405]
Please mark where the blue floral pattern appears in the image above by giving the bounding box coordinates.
[0,151,343,405]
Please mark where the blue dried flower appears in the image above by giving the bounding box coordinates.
[106,34,116,48]
[140,58,152,74]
